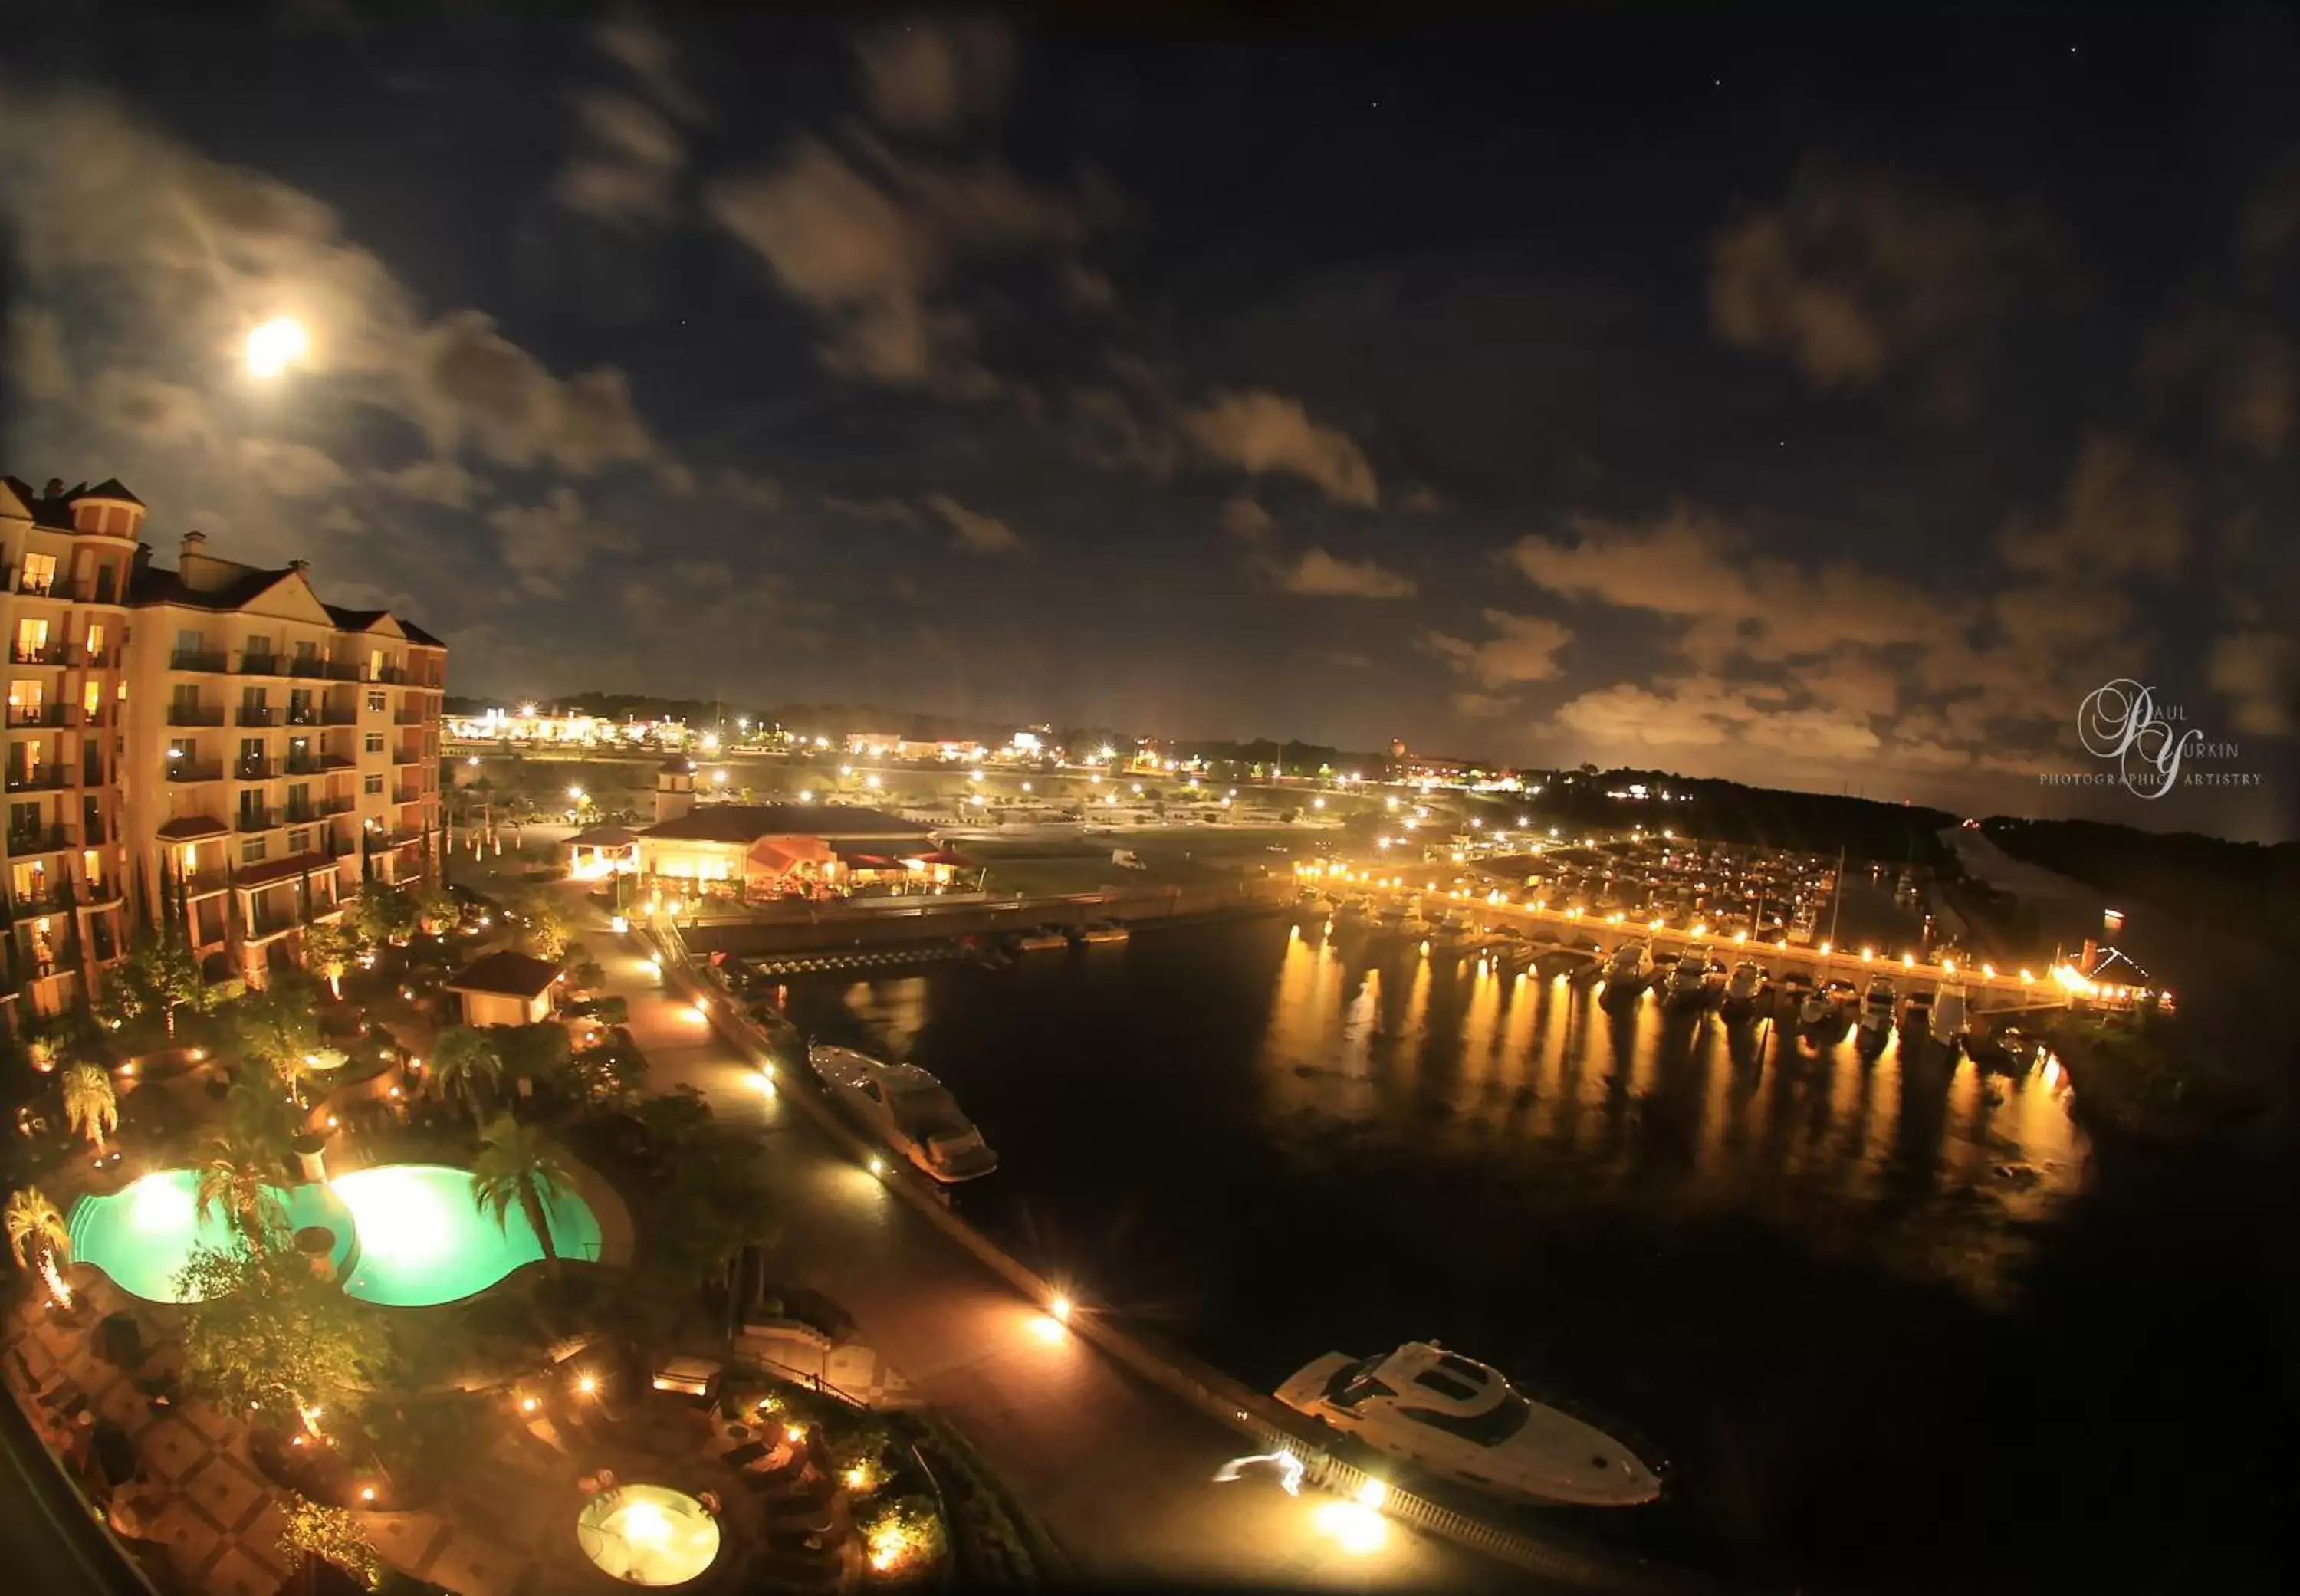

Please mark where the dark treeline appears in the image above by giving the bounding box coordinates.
[1533,770,1959,865]
[1983,817,2300,954]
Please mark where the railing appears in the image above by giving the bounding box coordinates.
[392,746,423,764]
[392,786,424,805]
[80,818,107,845]
[83,645,111,668]
[166,704,225,727]
[290,659,363,682]
[5,827,70,855]
[4,767,70,793]
[80,706,107,728]
[371,665,407,685]
[317,795,356,817]
[183,869,232,898]
[8,890,71,921]
[238,654,282,676]
[234,758,278,781]
[165,760,224,783]
[247,911,298,941]
[284,806,317,826]
[285,708,322,728]
[320,707,359,725]
[235,807,279,832]
[8,642,76,666]
[236,706,279,727]
[320,753,356,771]
[285,754,323,776]
[170,649,227,672]
[393,711,430,726]
[4,704,74,729]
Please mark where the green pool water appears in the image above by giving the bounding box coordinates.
[67,1164,602,1309]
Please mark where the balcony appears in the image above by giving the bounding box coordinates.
[167,704,225,727]
[9,642,76,667]
[320,707,359,726]
[291,658,363,682]
[165,759,224,783]
[82,646,111,669]
[319,753,356,771]
[247,910,299,942]
[284,707,322,728]
[371,665,408,685]
[183,869,232,900]
[393,710,432,726]
[392,786,424,805]
[5,704,74,730]
[238,654,283,676]
[234,758,280,781]
[317,795,356,818]
[284,803,317,826]
[8,889,72,921]
[5,767,70,793]
[392,746,424,764]
[235,807,279,834]
[5,826,71,856]
[170,649,228,673]
[80,817,108,845]
[237,706,280,727]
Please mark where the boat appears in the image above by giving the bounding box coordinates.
[1007,926,1069,954]
[1483,934,1536,974]
[1720,961,1766,1017]
[1900,989,1935,1045]
[804,1044,999,1184]
[1664,948,1713,1009]
[1858,975,1898,1035]
[1965,1023,2039,1075]
[1291,892,1332,925]
[1276,1341,1661,1508]
[1602,939,1654,992]
[1074,920,1130,947]
[1332,897,1373,929]
[1802,978,1852,1029]
[1778,970,1814,1020]
[1929,984,1969,1053]
[1429,913,1478,957]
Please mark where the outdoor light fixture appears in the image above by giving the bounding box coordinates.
[866,1154,886,1177]
[1049,1293,1073,1323]
[576,1374,598,1397]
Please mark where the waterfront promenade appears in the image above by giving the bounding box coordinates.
[579,887,1528,1591]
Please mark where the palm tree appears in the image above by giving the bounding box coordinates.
[225,1075,299,1162]
[469,1116,575,1279]
[58,1062,118,1154]
[430,1026,504,1130]
[194,1134,286,1246]
[5,1187,72,1305]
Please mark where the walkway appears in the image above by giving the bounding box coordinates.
[586,892,1529,1591]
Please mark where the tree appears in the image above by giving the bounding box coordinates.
[412,883,459,937]
[494,1022,571,1094]
[5,1186,71,1304]
[117,934,206,1036]
[194,1132,287,1246]
[350,882,417,948]
[570,1026,647,1108]
[301,920,361,1000]
[278,1495,382,1592]
[59,1062,117,1154]
[561,941,604,994]
[429,1026,503,1130]
[511,891,572,961]
[228,980,323,1104]
[469,1115,577,1280]
[174,1233,392,1431]
[226,1076,301,1164]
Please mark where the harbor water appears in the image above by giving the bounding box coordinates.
[780,915,2282,1594]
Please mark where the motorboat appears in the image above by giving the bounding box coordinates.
[1008,926,1070,954]
[1602,939,1654,992]
[1858,975,1898,1035]
[1291,892,1333,925]
[1929,984,1969,1053]
[1276,1341,1661,1508]
[1779,970,1814,1019]
[1482,934,1536,974]
[1073,920,1130,947]
[805,1044,999,1184]
[1802,978,1853,1028]
[1429,913,1479,957]
[1664,948,1713,1008]
[1965,1023,2039,1075]
[1721,961,1766,1016]
[1900,989,1935,1045]
[1332,897,1372,929]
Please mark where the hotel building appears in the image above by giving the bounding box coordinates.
[1,475,447,1020]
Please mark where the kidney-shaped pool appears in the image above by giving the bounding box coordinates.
[68,1164,603,1309]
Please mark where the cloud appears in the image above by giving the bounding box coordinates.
[8,308,71,400]
[1424,609,1574,688]
[1220,495,1274,542]
[237,438,351,499]
[821,494,920,525]
[2141,307,2293,458]
[554,90,686,225]
[485,488,639,599]
[1552,677,1886,763]
[1708,162,2065,393]
[90,370,215,447]
[594,14,705,124]
[1271,547,1414,599]
[1510,508,1955,666]
[1451,691,1517,719]
[716,468,783,513]
[373,459,478,509]
[922,493,1025,557]
[412,312,660,473]
[1178,389,1379,507]
[708,139,1097,393]
[1997,435,2190,580]
[855,19,1016,135]
[1398,485,1447,514]
[2208,632,2296,737]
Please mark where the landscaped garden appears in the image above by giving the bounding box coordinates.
[3,874,978,1594]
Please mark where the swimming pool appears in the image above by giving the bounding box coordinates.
[67,1163,602,1309]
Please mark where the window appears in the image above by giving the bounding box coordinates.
[19,552,56,596]
[1322,1357,1398,1410]
[245,633,272,662]
[363,773,384,795]
[238,737,264,765]
[294,639,318,666]
[288,829,310,854]
[167,737,196,764]
[242,839,268,865]
[82,850,104,890]
[175,627,205,658]
[366,691,386,713]
[7,680,41,715]
[1413,1368,1484,1403]
[364,732,384,754]
[81,681,100,718]
[14,618,48,659]
[84,622,104,661]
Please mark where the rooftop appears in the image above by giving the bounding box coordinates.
[445,950,564,1000]
[642,803,932,845]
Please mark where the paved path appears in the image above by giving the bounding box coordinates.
[587,899,1530,1591]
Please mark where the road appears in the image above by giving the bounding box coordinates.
[583,892,1532,1591]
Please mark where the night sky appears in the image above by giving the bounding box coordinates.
[4,3,2295,837]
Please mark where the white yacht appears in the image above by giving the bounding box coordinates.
[1602,940,1654,991]
[1721,961,1766,1015]
[1429,912,1478,956]
[1930,984,1970,1053]
[1664,947,1713,1007]
[1277,1341,1661,1508]
[805,1045,999,1184]
[1858,975,1898,1034]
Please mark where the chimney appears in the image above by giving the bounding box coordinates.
[43,478,63,500]
[181,530,208,565]
[288,559,310,577]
